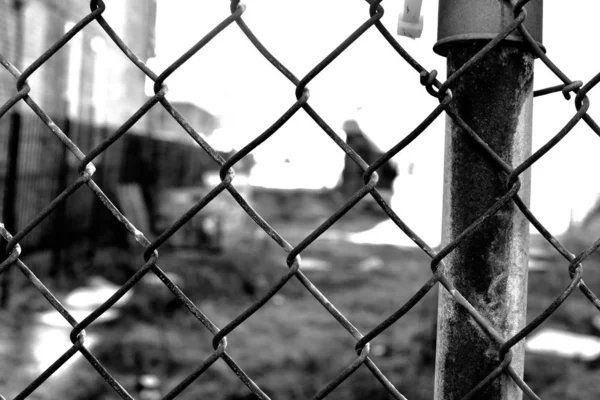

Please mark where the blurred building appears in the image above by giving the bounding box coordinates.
[0,0,157,126]
[0,0,253,252]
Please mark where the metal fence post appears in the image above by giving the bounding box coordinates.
[433,1,542,399]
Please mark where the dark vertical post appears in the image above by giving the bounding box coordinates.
[83,121,100,276]
[433,1,543,399]
[50,117,71,279]
[1,0,26,308]
[1,113,21,308]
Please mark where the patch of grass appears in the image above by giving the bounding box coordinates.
[52,231,439,400]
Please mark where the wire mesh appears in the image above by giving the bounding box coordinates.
[1,0,600,399]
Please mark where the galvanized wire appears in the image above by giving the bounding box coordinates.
[1,0,599,399]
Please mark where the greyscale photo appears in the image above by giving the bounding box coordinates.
[0,1,599,399]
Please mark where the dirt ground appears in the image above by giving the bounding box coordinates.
[2,188,600,399]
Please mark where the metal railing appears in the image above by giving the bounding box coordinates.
[1,0,599,399]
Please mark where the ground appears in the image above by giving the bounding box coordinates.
[2,188,600,399]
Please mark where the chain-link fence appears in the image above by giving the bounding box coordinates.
[1,0,600,399]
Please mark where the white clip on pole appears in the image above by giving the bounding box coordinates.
[397,0,424,39]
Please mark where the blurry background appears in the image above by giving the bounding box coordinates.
[1,0,600,399]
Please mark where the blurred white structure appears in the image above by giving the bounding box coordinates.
[150,0,600,247]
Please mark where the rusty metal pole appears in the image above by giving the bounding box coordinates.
[433,1,542,399]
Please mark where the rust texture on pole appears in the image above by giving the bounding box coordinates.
[433,2,538,398]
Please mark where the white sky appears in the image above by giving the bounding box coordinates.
[150,1,600,243]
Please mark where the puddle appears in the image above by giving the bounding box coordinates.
[28,315,100,377]
[300,257,331,271]
[526,328,600,361]
[1,311,102,399]
[64,276,132,310]
[2,277,131,399]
